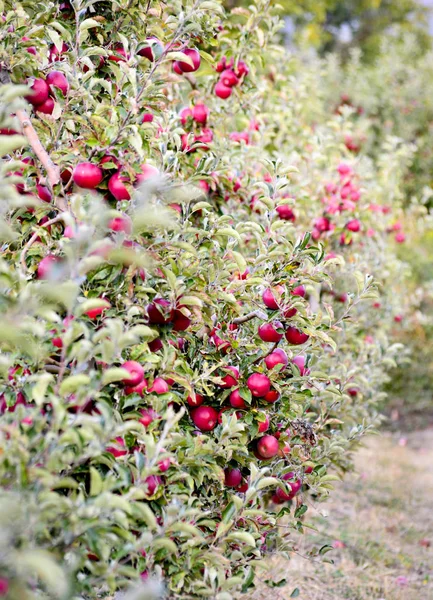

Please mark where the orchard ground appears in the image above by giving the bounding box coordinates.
[252,428,433,600]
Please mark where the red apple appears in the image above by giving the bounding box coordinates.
[148,338,163,352]
[85,301,110,320]
[136,163,159,185]
[264,348,288,370]
[125,380,148,396]
[247,373,271,398]
[172,309,191,331]
[73,162,103,189]
[36,183,52,202]
[218,366,239,388]
[176,48,201,73]
[224,468,242,487]
[257,412,270,433]
[36,97,55,115]
[108,215,132,234]
[215,80,232,99]
[275,472,301,501]
[292,355,308,375]
[262,286,284,310]
[192,405,218,431]
[106,436,128,458]
[192,102,209,125]
[46,70,69,96]
[229,389,246,408]
[258,321,284,343]
[120,360,144,386]
[25,78,49,106]
[256,435,279,459]
[139,408,156,426]
[147,298,173,324]
[291,285,306,297]
[220,69,239,87]
[137,37,163,61]
[108,172,131,201]
[37,254,59,279]
[264,389,280,403]
[144,475,161,495]
[180,107,193,126]
[276,205,295,221]
[187,392,204,407]
[148,377,169,394]
[285,326,309,345]
[346,219,361,232]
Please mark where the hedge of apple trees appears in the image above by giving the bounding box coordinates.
[0,0,415,598]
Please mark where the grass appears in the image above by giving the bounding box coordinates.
[248,429,433,600]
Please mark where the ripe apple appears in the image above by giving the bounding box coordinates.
[25,78,49,106]
[108,215,132,234]
[46,70,69,96]
[276,205,295,221]
[144,475,161,495]
[218,365,239,388]
[85,301,110,320]
[125,379,148,397]
[73,162,103,189]
[37,254,59,279]
[148,338,163,352]
[256,435,279,459]
[106,436,128,458]
[291,285,306,297]
[187,392,204,407]
[147,298,173,324]
[264,389,280,403]
[36,97,55,115]
[224,468,242,487]
[229,389,246,408]
[108,172,131,201]
[175,48,201,72]
[120,360,144,386]
[139,408,156,426]
[136,163,159,185]
[180,107,193,125]
[215,80,232,99]
[192,102,209,125]
[257,412,270,433]
[262,286,284,310]
[148,377,169,394]
[48,41,69,62]
[172,309,191,331]
[292,355,307,375]
[265,348,288,370]
[346,219,361,232]
[192,405,218,431]
[275,472,301,501]
[36,183,52,202]
[137,37,164,61]
[247,373,271,397]
[220,69,239,87]
[258,321,284,343]
[285,326,309,345]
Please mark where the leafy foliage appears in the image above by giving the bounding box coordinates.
[0,0,420,597]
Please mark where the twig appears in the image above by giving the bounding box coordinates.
[253,340,280,364]
[15,109,61,189]
[233,309,266,325]
[20,213,65,271]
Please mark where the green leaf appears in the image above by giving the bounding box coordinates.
[59,374,91,395]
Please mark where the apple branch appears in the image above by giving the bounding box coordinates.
[15,108,61,188]
[233,309,267,325]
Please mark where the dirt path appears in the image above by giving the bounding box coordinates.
[251,429,433,600]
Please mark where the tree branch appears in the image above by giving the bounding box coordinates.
[15,108,61,189]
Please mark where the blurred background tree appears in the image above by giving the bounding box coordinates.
[227,0,431,59]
